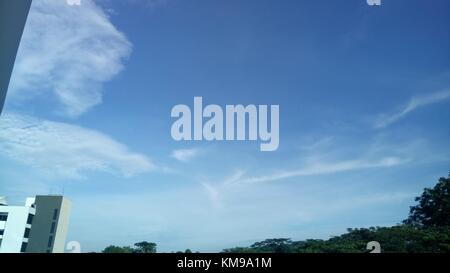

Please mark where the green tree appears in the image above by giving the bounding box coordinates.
[250,238,292,253]
[222,227,450,253]
[222,247,254,253]
[404,173,450,227]
[134,241,157,253]
[102,245,134,253]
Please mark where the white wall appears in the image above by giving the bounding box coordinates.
[0,206,31,253]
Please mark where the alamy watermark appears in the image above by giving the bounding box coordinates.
[66,241,82,253]
[366,241,381,253]
[171,97,279,151]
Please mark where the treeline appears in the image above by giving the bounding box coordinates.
[102,173,450,253]
[102,242,157,253]
[222,226,450,253]
[101,241,194,253]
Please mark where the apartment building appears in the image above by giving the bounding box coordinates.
[0,195,71,253]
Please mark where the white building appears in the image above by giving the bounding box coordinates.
[0,195,71,253]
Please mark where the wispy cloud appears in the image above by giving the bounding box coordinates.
[171,148,200,162]
[8,0,131,117]
[200,155,407,209]
[233,156,406,185]
[374,89,450,129]
[201,170,245,208]
[201,182,222,208]
[298,136,334,151]
[0,113,155,179]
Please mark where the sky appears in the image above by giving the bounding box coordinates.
[1,0,450,252]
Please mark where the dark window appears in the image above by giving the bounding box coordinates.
[0,239,2,247]
[26,214,33,224]
[23,228,31,238]
[47,236,53,248]
[0,229,4,235]
[52,209,58,220]
[0,212,8,221]
[50,222,56,234]
[20,242,28,253]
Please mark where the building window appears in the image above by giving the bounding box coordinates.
[0,212,8,221]
[23,228,31,238]
[47,236,53,248]
[52,209,58,220]
[26,213,34,225]
[20,242,28,253]
[0,229,4,235]
[50,222,56,234]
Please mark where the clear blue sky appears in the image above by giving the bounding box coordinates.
[1,0,449,252]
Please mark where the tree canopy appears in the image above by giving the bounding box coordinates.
[102,242,157,253]
[404,173,450,227]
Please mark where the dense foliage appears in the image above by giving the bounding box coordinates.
[102,241,156,253]
[404,175,450,227]
[222,226,450,253]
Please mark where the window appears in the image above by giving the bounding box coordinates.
[0,229,4,235]
[23,228,31,238]
[47,236,53,248]
[50,222,56,234]
[52,209,58,220]
[0,212,8,221]
[26,214,33,224]
[20,242,28,253]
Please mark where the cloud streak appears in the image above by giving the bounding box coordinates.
[237,156,406,185]
[8,0,131,117]
[200,155,407,209]
[171,148,200,162]
[374,89,450,129]
[0,113,155,179]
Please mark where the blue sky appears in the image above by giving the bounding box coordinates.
[1,0,449,252]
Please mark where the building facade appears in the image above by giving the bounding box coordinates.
[0,195,71,253]
[0,0,32,114]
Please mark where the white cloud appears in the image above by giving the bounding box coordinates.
[201,182,222,208]
[199,155,406,210]
[238,156,406,184]
[200,169,245,208]
[0,113,155,179]
[374,89,450,129]
[171,148,200,162]
[298,136,334,151]
[8,0,131,117]
[200,156,407,207]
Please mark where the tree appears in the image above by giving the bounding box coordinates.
[404,173,450,227]
[250,238,293,253]
[221,227,450,253]
[134,241,157,253]
[102,245,134,253]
